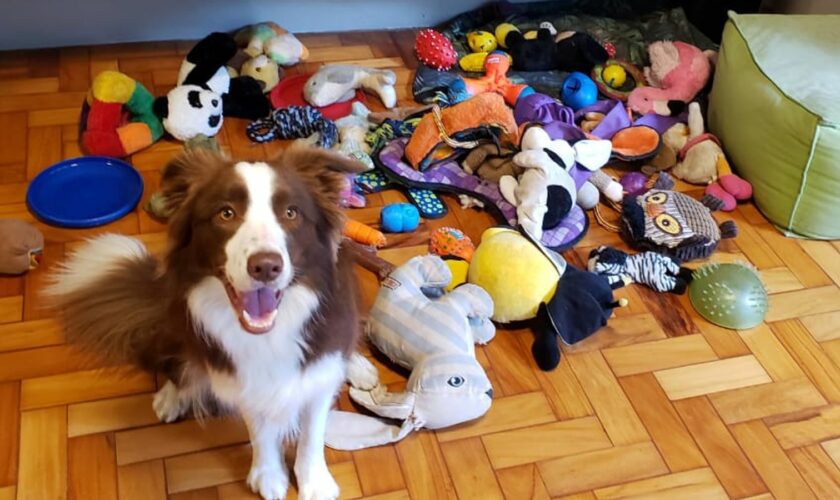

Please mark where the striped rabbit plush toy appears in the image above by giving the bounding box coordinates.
[326,255,495,450]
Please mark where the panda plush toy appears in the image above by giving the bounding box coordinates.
[154,32,270,141]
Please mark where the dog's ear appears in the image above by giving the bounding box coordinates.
[161,148,229,214]
[280,144,368,249]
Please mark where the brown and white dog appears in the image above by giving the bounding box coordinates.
[47,146,376,500]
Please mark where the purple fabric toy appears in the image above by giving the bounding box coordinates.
[377,138,588,251]
[514,93,575,127]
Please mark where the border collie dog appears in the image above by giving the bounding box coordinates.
[48,146,370,500]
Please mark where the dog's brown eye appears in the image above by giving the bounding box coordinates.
[285,206,298,220]
[219,207,236,221]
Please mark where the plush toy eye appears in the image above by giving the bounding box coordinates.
[654,213,682,235]
[645,192,668,204]
[285,206,298,220]
[447,376,465,388]
[218,206,236,221]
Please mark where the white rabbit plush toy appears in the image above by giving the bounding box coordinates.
[326,255,495,450]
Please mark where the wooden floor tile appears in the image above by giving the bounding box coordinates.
[532,353,594,420]
[788,445,840,498]
[738,323,805,381]
[0,296,22,325]
[68,434,118,500]
[68,393,158,438]
[439,438,504,500]
[603,334,717,377]
[0,344,96,382]
[766,285,840,323]
[767,404,840,449]
[730,420,814,500]
[822,438,840,469]
[0,112,27,165]
[0,318,63,353]
[117,460,166,500]
[17,406,67,500]
[436,392,554,443]
[568,351,649,445]
[483,329,541,395]
[495,464,550,500]
[21,365,154,410]
[481,417,611,469]
[762,266,805,294]
[0,382,19,486]
[673,397,767,498]
[25,125,61,179]
[799,240,840,287]
[164,444,251,494]
[619,373,706,472]
[592,467,727,499]
[115,417,248,465]
[395,432,457,500]
[800,310,840,342]
[654,355,771,400]
[709,377,826,424]
[353,446,405,496]
[566,313,667,352]
[537,442,668,497]
[773,320,840,403]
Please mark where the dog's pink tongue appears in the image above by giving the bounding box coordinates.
[241,287,281,318]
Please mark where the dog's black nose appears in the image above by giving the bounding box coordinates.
[247,252,284,283]
[486,388,494,399]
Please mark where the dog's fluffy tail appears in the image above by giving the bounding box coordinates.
[45,234,168,368]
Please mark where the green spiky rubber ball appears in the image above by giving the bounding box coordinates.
[689,263,768,330]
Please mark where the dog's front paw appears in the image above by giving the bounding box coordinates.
[297,468,339,500]
[346,352,379,391]
[247,466,289,500]
[153,381,187,423]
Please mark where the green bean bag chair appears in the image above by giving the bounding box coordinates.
[709,12,840,239]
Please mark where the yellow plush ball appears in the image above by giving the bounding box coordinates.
[602,64,627,89]
[467,228,559,323]
[495,23,519,48]
[467,31,497,53]
[444,259,470,292]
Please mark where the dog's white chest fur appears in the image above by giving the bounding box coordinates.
[188,277,345,424]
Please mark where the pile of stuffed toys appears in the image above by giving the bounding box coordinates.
[41,16,762,450]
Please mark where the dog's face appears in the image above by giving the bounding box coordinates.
[161,146,365,334]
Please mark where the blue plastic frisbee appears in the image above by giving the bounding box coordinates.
[26,156,144,228]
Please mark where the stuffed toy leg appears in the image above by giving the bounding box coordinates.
[588,245,693,294]
[326,255,495,450]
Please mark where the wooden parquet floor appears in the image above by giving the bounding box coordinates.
[1,30,840,500]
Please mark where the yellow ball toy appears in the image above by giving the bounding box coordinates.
[467,31,497,53]
[467,227,560,322]
[602,64,627,89]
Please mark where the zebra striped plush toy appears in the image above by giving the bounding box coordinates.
[588,245,693,294]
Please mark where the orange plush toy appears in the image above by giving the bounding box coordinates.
[462,51,534,106]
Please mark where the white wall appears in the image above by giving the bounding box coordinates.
[762,0,840,13]
[0,0,489,50]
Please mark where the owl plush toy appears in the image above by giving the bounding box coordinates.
[620,173,737,261]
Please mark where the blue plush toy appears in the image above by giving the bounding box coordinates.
[381,203,420,233]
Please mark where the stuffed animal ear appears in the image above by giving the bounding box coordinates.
[505,30,524,48]
[153,96,169,119]
[325,410,418,450]
[348,385,415,420]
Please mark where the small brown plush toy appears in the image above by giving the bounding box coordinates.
[0,219,44,275]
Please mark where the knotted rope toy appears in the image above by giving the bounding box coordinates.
[246,105,338,147]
